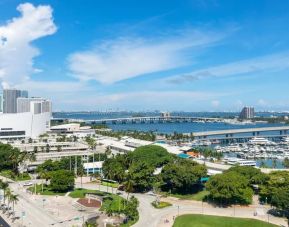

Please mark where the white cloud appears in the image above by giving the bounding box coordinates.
[166,52,289,83]
[68,30,223,84]
[0,2,57,86]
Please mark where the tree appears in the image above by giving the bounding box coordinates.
[0,180,9,204]
[129,145,172,168]
[102,157,126,183]
[124,196,139,222]
[259,171,289,212]
[9,194,18,212]
[45,144,50,153]
[126,162,154,192]
[225,166,268,185]
[161,159,207,194]
[50,170,75,192]
[271,189,289,216]
[206,171,253,205]
[283,158,289,169]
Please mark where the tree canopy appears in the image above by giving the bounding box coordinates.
[206,171,253,205]
[259,171,289,216]
[225,166,268,185]
[128,145,172,168]
[50,170,75,192]
[160,158,207,194]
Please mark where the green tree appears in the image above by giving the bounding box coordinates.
[50,170,75,192]
[283,158,289,169]
[9,194,18,212]
[225,166,268,185]
[128,145,172,168]
[126,162,154,192]
[161,159,207,194]
[259,171,289,206]
[124,196,139,223]
[206,171,253,205]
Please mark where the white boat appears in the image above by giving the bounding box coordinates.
[248,137,271,145]
[225,157,256,166]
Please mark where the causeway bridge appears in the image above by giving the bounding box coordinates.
[83,116,223,124]
[192,126,289,141]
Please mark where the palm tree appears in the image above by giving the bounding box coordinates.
[1,181,9,204]
[5,188,12,209]
[9,194,18,212]
[124,174,134,202]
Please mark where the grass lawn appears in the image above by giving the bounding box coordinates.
[0,170,31,181]
[27,184,66,196]
[173,214,277,227]
[69,188,109,198]
[166,190,210,201]
[101,181,119,188]
[152,201,172,209]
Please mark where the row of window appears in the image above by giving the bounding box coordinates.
[0,131,25,136]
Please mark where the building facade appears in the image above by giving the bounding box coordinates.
[2,89,28,113]
[239,107,255,119]
[0,89,51,139]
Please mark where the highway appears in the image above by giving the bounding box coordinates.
[193,125,289,137]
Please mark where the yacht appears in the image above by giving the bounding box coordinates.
[225,157,256,167]
[248,137,271,145]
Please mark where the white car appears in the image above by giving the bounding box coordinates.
[23,182,33,187]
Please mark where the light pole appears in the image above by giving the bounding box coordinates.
[202,201,204,214]
[177,205,179,217]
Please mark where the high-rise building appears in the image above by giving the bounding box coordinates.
[239,107,255,119]
[3,89,28,113]
[17,97,51,114]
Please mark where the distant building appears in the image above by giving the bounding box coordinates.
[3,89,28,113]
[239,107,254,119]
[161,112,171,118]
[17,97,51,114]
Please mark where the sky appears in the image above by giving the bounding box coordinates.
[0,0,289,112]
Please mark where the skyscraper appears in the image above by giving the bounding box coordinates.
[239,107,255,119]
[3,89,28,113]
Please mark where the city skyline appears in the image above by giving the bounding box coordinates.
[0,0,289,111]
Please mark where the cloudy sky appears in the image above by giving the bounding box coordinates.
[0,0,289,111]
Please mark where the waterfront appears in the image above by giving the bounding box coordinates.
[53,112,286,134]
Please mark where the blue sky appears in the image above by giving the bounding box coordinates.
[0,0,289,111]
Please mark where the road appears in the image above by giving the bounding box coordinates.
[0,176,62,227]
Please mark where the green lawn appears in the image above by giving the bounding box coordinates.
[1,170,31,181]
[152,201,172,209]
[101,181,119,188]
[27,184,66,196]
[173,214,277,227]
[69,188,109,198]
[166,190,209,201]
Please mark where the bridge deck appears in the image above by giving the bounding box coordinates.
[193,126,289,137]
